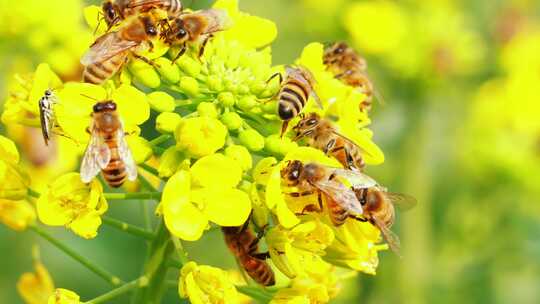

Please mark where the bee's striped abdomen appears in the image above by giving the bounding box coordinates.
[102,139,127,188]
[327,198,349,226]
[242,256,276,286]
[278,78,309,121]
[83,53,127,84]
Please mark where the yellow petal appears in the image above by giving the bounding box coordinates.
[111,84,150,127]
[17,262,55,304]
[162,171,207,241]
[0,135,20,163]
[0,199,36,231]
[192,187,251,227]
[190,154,242,188]
[126,136,153,164]
[68,211,102,239]
[55,83,106,143]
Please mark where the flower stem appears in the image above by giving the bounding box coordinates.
[27,188,41,198]
[102,217,154,240]
[85,277,148,304]
[30,225,123,286]
[149,134,172,146]
[236,285,274,303]
[171,237,189,265]
[139,163,160,178]
[104,192,162,201]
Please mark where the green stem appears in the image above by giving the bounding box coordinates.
[102,217,154,240]
[149,134,172,146]
[104,192,162,201]
[171,237,189,265]
[27,188,41,198]
[85,277,148,304]
[30,225,123,286]
[236,285,273,303]
[133,220,173,304]
[139,163,160,177]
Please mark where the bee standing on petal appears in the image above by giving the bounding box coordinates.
[81,101,137,188]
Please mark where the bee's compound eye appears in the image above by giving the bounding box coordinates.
[307,118,317,126]
[177,29,187,38]
[147,27,157,36]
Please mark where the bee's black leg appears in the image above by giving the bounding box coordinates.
[172,44,186,64]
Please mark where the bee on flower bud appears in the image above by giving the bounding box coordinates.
[222,220,275,286]
[101,0,184,30]
[266,66,321,137]
[159,9,230,62]
[292,112,368,171]
[81,100,137,188]
[323,42,377,112]
[81,13,160,84]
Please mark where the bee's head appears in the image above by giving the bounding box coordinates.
[293,113,320,132]
[102,1,118,26]
[281,160,304,182]
[93,101,117,113]
[44,89,53,98]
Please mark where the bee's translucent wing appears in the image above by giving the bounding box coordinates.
[116,129,137,181]
[332,169,378,189]
[81,32,138,65]
[373,216,401,256]
[80,128,111,183]
[193,9,230,34]
[313,179,363,214]
[386,192,417,211]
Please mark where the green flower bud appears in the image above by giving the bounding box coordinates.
[179,76,200,97]
[237,96,258,111]
[237,84,250,95]
[239,129,265,152]
[159,147,184,178]
[265,134,297,156]
[155,57,180,84]
[128,58,161,88]
[177,56,201,78]
[225,145,252,171]
[156,112,182,134]
[217,92,235,107]
[148,91,175,113]
[175,117,228,158]
[197,102,218,118]
[250,81,267,96]
[208,75,224,92]
[262,100,277,114]
[220,112,243,131]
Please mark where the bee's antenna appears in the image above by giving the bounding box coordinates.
[80,93,99,101]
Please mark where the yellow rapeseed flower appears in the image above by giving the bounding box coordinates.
[0,199,36,231]
[162,154,251,241]
[324,220,387,274]
[17,260,55,304]
[175,117,228,159]
[179,261,239,304]
[2,63,62,129]
[47,289,80,304]
[36,173,107,239]
[266,220,334,278]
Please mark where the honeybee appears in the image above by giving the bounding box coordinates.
[81,101,137,188]
[222,222,275,286]
[159,9,229,61]
[267,66,321,136]
[354,186,417,255]
[281,160,376,227]
[323,42,374,112]
[38,89,57,146]
[293,112,367,171]
[101,0,183,30]
[81,13,159,84]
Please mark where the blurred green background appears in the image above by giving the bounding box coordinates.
[1,0,540,303]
